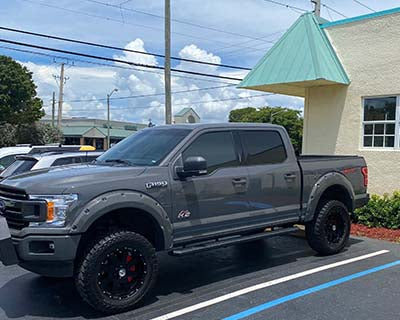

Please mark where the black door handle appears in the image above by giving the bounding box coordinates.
[232,178,247,185]
[284,173,297,180]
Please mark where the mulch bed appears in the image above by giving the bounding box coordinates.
[351,223,400,243]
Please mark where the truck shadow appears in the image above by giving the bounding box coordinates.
[0,236,362,319]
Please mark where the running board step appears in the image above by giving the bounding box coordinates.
[170,226,299,256]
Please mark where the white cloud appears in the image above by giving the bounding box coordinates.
[20,39,303,125]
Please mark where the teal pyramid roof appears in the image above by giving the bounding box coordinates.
[238,12,350,97]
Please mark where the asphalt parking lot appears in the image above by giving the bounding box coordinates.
[0,234,399,320]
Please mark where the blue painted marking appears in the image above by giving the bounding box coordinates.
[223,260,400,320]
[321,7,400,29]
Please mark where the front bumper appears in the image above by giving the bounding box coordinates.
[0,217,18,266]
[0,217,81,277]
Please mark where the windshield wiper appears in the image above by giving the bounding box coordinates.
[103,159,133,166]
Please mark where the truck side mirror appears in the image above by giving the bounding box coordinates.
[176,156,207,178]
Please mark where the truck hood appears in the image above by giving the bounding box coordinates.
[0,164,146,195]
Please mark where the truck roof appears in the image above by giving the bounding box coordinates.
[152,123,283,130]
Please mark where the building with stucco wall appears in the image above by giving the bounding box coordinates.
[239,8,400,195]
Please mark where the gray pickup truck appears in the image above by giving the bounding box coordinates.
[0,123,369,313]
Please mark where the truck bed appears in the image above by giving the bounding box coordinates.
[298,154,367,210]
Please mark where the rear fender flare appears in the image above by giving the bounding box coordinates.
[70,190,173,250]
[304,172,355,222]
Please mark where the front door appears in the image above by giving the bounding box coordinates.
[239,129,301,223]
[170,130,250,242]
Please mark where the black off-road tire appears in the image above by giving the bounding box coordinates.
[306,200,350,255]
[75,231,159,314]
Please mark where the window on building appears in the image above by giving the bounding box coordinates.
[182,131,239,173]
[64,137,81,145]
[363,97,398,148]
[240,131,287,165]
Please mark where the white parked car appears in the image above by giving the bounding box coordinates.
[0,146,32,170]
[0,151,103,180]
[0,145,96,172]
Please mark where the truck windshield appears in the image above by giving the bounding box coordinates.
[96,128,191,166]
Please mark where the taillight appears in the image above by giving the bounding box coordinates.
[361,167,368,187]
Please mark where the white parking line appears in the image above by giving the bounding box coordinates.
[150,250,389,320]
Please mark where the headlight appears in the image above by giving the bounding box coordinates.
[29,194,78,227]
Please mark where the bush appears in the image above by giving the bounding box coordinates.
[0,123,17,147]
[0,122,63,147]
[353,192,400,229]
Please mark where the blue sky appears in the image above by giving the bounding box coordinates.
[1,0,399,124]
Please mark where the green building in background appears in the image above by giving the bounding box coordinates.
[40,117,147,149]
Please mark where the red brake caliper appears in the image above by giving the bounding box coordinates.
[126,254,135,283]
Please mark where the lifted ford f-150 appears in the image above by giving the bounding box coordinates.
[0,123,369,313]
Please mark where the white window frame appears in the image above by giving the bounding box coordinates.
[361,95,400,150]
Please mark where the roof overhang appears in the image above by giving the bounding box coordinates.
[242,79,346,98]
[238,12,350,97]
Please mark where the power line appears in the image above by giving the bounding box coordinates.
[212,29,285,55]
[85,0,275,44]
[19,0,270,53]
[0,26,251,71]
[0,38,244,81]
[321,4,348,18]
[64,93,276,112]
[262,0,308,12]
[63,85,235,103]
[0,45,238,85]
[352,0,376,12]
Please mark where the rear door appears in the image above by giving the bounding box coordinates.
[239,129,301,223]
[170,130,250,241]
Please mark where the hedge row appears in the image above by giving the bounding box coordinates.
[353,191,400,229]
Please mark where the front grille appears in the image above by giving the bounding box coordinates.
[5,217,29,230]
[0,186,28,200]
[0,187,46,230]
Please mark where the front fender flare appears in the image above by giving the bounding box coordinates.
[304,172,355,222]
[70,190,173,250]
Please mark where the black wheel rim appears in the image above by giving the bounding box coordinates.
[324,208,346,245]
[97,246,147,300]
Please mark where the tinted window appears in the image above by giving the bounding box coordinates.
[97,128,191,166]
[182,131,239,173]
[52,157,74,166]
[83,156,99,163]
[0,155,17,168]
[241,131,287,165]
[1,159,38,178]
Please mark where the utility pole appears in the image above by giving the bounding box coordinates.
[107,88,118,150]
[312,0,321,17]
[51,91,55,127]
[270,110,285,123]
[107,94,110,149]
[57,63,65,128]
[164,0,172,124]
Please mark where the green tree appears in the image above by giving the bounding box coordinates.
[0,55,44,125]
[16,123,64,145]
[0,123,17,147]
[229,106,303,152]
[36,123,64,145]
